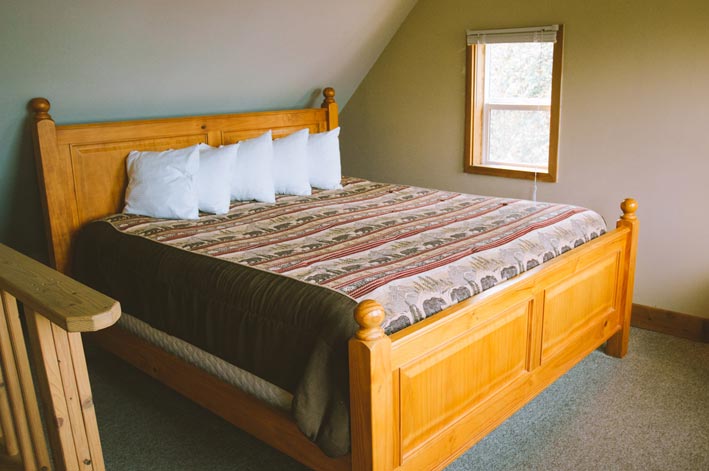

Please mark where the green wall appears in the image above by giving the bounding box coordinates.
[0,0,416,261]
[341,0,709,317]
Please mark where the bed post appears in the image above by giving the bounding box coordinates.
[349,300,393,471]
[29,98,78,274]
[321,87,338,130]
[606,198,639,358]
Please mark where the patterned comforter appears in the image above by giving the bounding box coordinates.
[103,177,606,334]
[76,177,607,456]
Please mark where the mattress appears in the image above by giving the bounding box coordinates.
[73,177,607,456]
[119,312,292,411]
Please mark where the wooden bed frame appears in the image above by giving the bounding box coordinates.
[29,88,639,471]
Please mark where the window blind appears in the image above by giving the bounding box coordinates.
[466,25,559,45]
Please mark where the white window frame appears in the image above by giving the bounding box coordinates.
[481,101,551,171]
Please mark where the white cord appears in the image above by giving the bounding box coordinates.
[532,171,538,202]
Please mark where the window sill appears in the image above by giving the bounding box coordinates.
[464,163,557,182]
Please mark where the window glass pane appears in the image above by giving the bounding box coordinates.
[487,109,550,168]
[486,43,553,101]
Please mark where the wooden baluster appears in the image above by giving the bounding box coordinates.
[0,292,38,470]
[25,309,103,471]
[1,293,52,470]
[0,242,114,471]
[65,332,104,471]
[49,323,92,471]
[349,300,393,471]
[0,360,20,458]
[321,87,338,130]
[606,198,639,358]
[25,311,80,471]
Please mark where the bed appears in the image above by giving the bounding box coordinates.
[29,88,639,471]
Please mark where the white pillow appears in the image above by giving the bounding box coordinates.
[308,127,342,190]
[124,145,200,219]
[197,143,238,214]
[272,128,311,196]
[231,131,276,203]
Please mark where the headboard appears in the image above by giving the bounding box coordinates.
[30,88,339,274]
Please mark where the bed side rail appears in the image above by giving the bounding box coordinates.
[0,243,120,471]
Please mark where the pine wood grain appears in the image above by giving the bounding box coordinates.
[0,294,38,470]
[67,333,105,470]
[0,244,120,333]
[30,97,336,275]
[606,199,639,357]
[1,293,51,470]
[386,223,632,469]
[0,243,115,471]
[26,311,82,471]
[349,300,393,471]
[25,311,106,471]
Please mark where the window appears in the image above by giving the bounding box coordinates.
[464,25,563,182]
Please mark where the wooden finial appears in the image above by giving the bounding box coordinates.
[321,87,336,107]
[29,98,52,121]
[354,300,386,341]
[620,198,638,220]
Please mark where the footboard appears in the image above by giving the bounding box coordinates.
[349,199,638,471]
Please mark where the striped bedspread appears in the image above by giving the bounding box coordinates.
[103,177,607,334]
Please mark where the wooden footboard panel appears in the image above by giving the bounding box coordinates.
[377,225,633,471]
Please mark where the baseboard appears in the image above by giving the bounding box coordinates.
[631,304,708,343]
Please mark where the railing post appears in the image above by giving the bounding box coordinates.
[0,242,118,471]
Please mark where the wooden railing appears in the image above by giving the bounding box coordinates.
[0,243,120,471]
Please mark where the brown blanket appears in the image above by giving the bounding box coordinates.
[74,223,358,456]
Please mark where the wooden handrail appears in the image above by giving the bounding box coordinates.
[0,243,120,471]
[0,244,120,332]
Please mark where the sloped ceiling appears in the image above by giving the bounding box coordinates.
[0,0,417,259]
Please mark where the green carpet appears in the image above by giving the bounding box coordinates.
[85,328,709,470]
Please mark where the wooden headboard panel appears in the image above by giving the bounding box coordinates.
[30,88,339,274]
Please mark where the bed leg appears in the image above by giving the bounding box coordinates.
[349,300,394,471]
[606,198,639,358]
